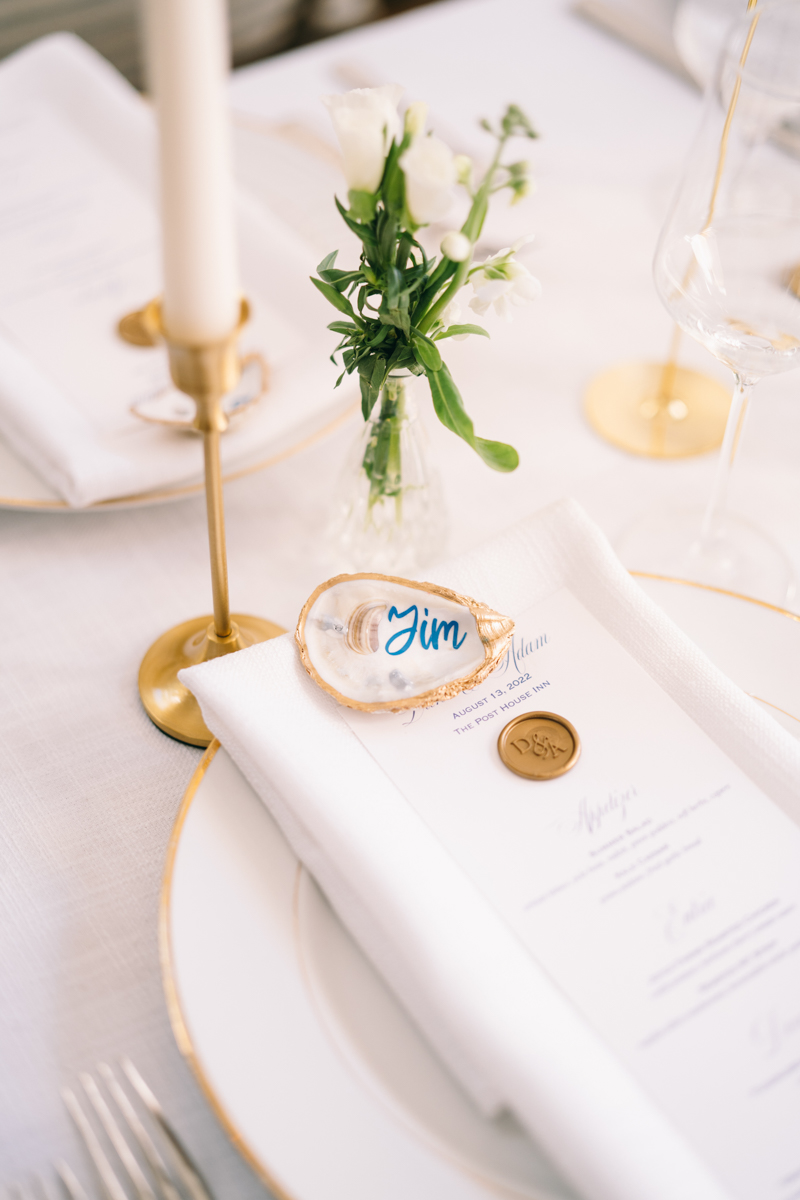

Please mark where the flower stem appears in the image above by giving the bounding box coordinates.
[362,374,406,510]
[417,258,471,334]
[415,134,509,334]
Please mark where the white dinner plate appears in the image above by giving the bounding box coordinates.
[0,37,353,514]
[0,401,356,513]
[161,579,800,1200]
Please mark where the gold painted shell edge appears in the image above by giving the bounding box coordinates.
[294,571,515,714]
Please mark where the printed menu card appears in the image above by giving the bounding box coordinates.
[343,587,800,1200]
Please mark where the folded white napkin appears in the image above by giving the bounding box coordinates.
[182,499,800,1200]
[0,35,343,507]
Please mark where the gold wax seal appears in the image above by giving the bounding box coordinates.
[497,711,580,780]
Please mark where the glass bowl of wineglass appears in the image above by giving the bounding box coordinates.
[618,0,800,606]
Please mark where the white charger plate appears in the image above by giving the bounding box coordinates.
[0,37,352,514]
[0,402,356,512]
[160,578,800,1200]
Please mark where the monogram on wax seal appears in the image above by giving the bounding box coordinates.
[497,711,581,780]
[295,573,514,713]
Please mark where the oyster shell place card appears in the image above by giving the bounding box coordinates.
[295,573,514,712]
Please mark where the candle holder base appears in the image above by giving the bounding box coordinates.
[139,613,285,746]
[584,361,731,458]
[118,307,160,347]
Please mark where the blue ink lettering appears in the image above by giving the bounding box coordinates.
[386,605,418,655]
[384,604,468,654]
[430,619,467,650]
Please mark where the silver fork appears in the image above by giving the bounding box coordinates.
[7,1176,62,1200]
[59,1059,213,1200]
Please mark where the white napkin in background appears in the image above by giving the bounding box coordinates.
[0,35,345,507]
[182,499,800,1200]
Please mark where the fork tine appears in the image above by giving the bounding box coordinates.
[119,1060,213,1200]
[62,1087,128,1200]
[96,1065,181,1200]
[55,1163,89,1200]
[80,1074,155,1200]
[35,1171,59,1200]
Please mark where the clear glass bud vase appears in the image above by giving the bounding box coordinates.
[326,371,448,575]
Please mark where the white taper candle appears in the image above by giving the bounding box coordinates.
[144,0,241,343]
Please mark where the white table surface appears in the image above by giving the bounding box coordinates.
[2,0,799,1194]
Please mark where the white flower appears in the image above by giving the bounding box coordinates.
[468,237,540,321]
[399,134,456,225]
[440,230,471,262]
[322,85,403,193]
[404,100,428,137]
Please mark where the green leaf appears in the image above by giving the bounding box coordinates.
[319,268,363,292]
[378,296,411,338]
[348,189,378,222]
[425,363,519,472]
[377,210,398,267]
[381,139,406,218]
[360,374,374,420]
[426,362,475,441]
[412,258,458,323]
[386,340,414,374]
[327,321,359,335]
[310,276,360,320]
[411,330,442,372]
[395,232,413,272]
[386,265,403,311]
[358,353,387,420]
[434,324,490,340]
[367,324,391,349]
[317,250,338,274]
[335,197,378,254]
[371,352,387,390]
[473,436,519,472]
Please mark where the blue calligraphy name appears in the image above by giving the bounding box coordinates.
[385,605,468,655]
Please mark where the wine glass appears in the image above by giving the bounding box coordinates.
[618,0,800,605]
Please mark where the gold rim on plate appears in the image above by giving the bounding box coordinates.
[159,739,297,1200]
[159,578,800,1195]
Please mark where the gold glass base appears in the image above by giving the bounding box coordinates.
[139,614,285,747]
[584,361,731,458]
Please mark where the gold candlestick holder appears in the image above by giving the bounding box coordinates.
[138,298,284,747]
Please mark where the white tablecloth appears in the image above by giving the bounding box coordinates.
[2,0,799,1194]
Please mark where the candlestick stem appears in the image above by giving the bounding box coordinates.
[138,299,284,746]
[203,427,232,638]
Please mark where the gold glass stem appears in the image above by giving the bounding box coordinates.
[703,0,760,233]
[202,427,232,639]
